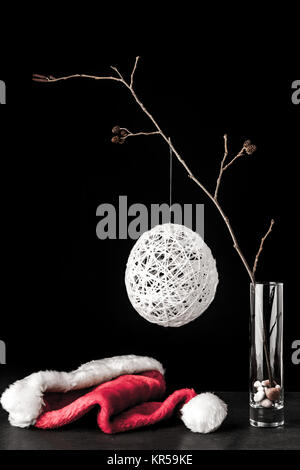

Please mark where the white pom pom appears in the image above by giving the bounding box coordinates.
[181,392,227,434]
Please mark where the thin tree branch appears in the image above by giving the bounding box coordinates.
[253,219,275,277]
[32,58,266,284]
[110,66,125,81]
[214,134,229,200]
[214,138,257,200]
[269,318,278,337]
[222,147,247,171]
[32,73,122,83]
[124,131,160,140]
[111,126,160,141]
[119,127,131,134]
[111,128,160,144]
[262,312,274,387]
[130,56,140,89]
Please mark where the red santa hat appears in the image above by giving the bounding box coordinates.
[0,355,227,434]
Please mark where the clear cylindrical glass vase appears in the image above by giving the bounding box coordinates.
[249,282,284,427]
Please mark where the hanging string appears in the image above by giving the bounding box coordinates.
[169,137,173,223]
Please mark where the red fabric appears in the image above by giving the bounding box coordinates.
[35,370,196,433]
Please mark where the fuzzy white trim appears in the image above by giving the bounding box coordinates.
[0,355,164,428]
[181,392,227,433]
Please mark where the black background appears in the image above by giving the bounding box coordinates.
[1,55,299,393]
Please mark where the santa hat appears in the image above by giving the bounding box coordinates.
[0,355,227,434]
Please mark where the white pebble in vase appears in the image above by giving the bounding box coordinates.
[254,381,261,389]
[260,399,273,408]
[254,391,265,403]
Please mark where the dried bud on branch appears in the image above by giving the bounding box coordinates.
[111,135,126,144]
[112,125,121,135]
[245,144,257,155]
[244,140,257,155]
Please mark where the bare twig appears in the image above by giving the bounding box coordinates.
[119,127,131,134]
[214,137,256,200]
[32,73,122,83]
[253,219,275,277]
[111,127,160,144]
[130,56,140,89]
[214,134,229,200]
[32,58,267,284]
[253,218,276,387]
[262,314,274,387]
[124,131,160,140]
[222,147,247,171]
[110,66,124,81]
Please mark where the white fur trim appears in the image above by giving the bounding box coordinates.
[181,392,227,433]
[0,355,164,428]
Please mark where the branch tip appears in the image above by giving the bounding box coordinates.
[252,219,275,277]
[130,56,141,88]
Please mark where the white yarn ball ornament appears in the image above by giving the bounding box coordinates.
[125,223,218,327]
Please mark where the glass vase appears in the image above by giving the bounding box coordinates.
[249,282,284,427]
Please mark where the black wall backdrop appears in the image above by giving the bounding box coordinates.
[1,56,299,393]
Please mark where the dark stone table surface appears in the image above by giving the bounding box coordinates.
[0,372,299,451]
